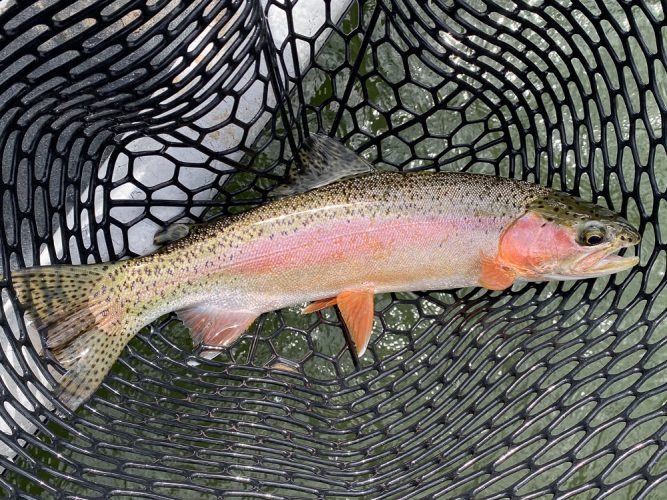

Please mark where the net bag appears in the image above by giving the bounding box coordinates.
[0,0,665,497]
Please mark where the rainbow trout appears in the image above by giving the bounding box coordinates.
[11,135,640,410]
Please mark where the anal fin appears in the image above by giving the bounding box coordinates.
[303,289,375,356]
[177,305,257,353]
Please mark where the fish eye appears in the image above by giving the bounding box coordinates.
[578,223,606,246]
[585,233,604,245]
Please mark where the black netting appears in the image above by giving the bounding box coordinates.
[0,0,666,497]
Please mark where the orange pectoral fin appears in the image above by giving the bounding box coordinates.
[479,255,517,291]
[337,289,375,356]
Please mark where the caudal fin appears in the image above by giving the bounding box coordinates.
[12,264,128,410]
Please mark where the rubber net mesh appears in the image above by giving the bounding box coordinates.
[0,0,665,497]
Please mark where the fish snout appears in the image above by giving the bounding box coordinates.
[613,220,641,248]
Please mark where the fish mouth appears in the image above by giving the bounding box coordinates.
[580,253,640,276]
[568,229,641,278]
[543,248,639,281]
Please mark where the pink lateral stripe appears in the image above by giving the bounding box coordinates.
[224,216,489,275]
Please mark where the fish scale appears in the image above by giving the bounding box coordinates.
[9,135,640,411]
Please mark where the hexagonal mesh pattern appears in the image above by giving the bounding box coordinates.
[0,0,666,497]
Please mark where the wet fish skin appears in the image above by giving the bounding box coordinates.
[11,138,640,411]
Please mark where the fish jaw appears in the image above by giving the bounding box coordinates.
[543,253,639,281]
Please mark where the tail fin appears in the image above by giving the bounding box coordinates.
[12,264,128,410]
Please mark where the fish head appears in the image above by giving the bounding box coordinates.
[498,191,641,282]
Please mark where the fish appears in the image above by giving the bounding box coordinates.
[10,135,641,411]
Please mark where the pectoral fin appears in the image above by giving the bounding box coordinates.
[303,289,375,356]
[479,254,516,291]
[177,305,257,350]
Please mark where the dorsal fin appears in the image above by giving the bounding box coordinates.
[272,134,374,196]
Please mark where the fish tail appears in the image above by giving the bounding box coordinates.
[12,263,128,410]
